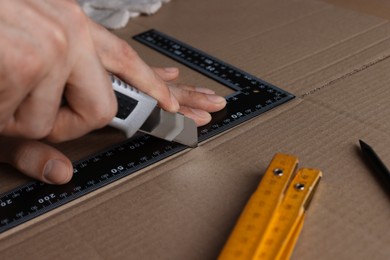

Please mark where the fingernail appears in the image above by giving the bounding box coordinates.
[43,159,71,184]
[164,67,178,73]
[195,87,215,95]
[170,92,180,111]
[190,108,211,118]
[207,94,226,104]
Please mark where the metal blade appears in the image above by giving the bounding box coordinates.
[139,107,198,147]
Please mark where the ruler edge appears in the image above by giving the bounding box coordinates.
[0,139,188,234]
[0,30,297,234]
[0,143,194,239]
[0,95,293,234]
[133,29,295,99]
[133,28,295,143]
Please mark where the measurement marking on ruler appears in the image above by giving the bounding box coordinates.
[0,30,294,234]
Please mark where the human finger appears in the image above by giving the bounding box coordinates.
[48,53,117,142]
[0,137,73,184]
[151,67,179,81]
[88,21,179,112]
[169,84,226,113]
[2,70,67,139]
[0,1,67,138]
[178,106,212,126]
[42,7,117,142]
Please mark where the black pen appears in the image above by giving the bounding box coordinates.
[359,140,390,194]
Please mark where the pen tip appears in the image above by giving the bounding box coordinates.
[359,139,370,150]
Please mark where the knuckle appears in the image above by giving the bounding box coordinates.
[63,1,88,27]
[121,40,138,58]
[15,49,45,87]
[22,122,53,139]
[9,114,54,139]
[46,24,68,54]
[63,0,85,17]
[184,88,200,100]
[1,109,54,140]
[116,40,139,71]
[89,100,117,128]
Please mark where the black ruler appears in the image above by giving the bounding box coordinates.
[0,30,294,234]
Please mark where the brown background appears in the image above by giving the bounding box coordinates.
[324,0,390,20]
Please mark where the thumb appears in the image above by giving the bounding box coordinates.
[0,137,73,184]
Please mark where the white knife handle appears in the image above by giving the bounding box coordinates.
[109,74,157,138]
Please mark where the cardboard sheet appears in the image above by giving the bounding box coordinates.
[324,0,390,20]
[1,0,389,259]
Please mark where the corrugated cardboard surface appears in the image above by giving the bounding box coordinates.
[324,0,390,20]
[1,0,390,259]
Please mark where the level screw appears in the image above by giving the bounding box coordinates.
[295,183,305,191]
[273,168,283,176]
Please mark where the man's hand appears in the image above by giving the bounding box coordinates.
[0,0,181,142]
[0,70,226,184]
[0,0,118,141]
[0,0,226,184]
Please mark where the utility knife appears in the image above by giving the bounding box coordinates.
[109,74,198,147]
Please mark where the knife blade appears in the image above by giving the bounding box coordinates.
[109,74,198,147]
